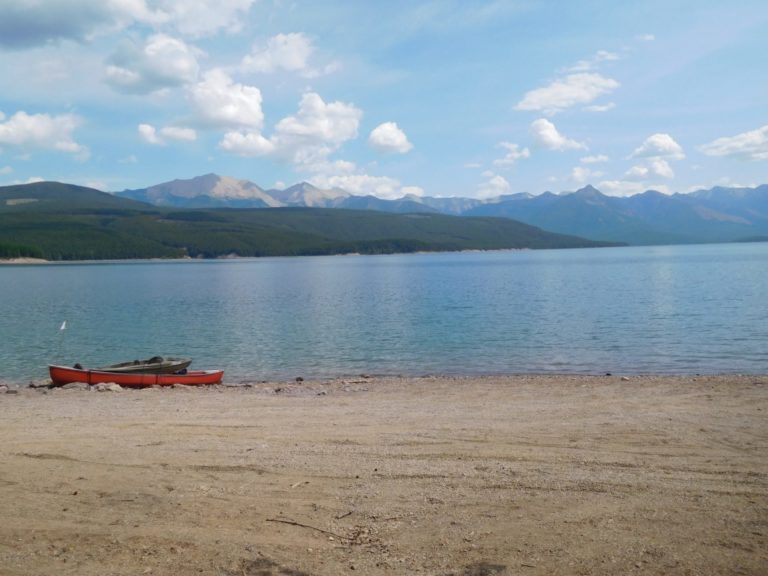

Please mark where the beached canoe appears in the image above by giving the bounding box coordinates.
[49,365,223,387]
[96,356,192,374]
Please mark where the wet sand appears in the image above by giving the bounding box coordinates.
[1,374,766,575]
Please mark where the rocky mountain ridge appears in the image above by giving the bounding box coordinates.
[116,175,768,245]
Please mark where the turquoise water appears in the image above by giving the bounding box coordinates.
[1,243,766,383]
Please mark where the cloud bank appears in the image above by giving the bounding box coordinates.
[0,110,87,157]
[700,125,768,161]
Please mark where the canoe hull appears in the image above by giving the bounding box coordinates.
[49,365,223,387]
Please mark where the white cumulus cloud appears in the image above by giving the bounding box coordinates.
[493,142,530,167]
[651,158,675,179]
[0,110,88,157]
[138,123,162,144]
[305,159,420,200]
[515,73,619,115]
[105,34,200,94]
[567,50,619,73]
[530,118,586,151]
[138,123,197,145]
[219,131,275,156]
[219,91,361,170]
[311,171,404,199]
[190,69,265,130]
[571,166,603,185]
[477,170,510,199]
[596,180,647,197]
[142,0,256,37]
[242,33,314,74]
[583,102,615,113]
[580,154,609,164]
[273,92,360,151]
[626,134,683,184]
[625,158,674,180]
[699,125,768,161]
[401,186,425,197]
[631,133,685,160]
[368,122,413,154]
[161,126,196,141]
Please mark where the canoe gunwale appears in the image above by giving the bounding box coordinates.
[95,357,192,374]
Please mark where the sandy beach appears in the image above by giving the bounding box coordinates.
[0,374,766,575]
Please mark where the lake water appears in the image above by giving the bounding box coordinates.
[1,243,766,383]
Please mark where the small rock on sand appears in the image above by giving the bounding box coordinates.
[95,383,123,392]
[62,382,89,391]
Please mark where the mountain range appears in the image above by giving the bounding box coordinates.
[0,181,615,260]
[118,175,768,245]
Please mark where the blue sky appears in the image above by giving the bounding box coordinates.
[0,0,766,198]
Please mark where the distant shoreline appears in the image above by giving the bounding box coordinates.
[0,247,543,266]
[0,257,49,265]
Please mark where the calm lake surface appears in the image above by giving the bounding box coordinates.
[1,243,766,383]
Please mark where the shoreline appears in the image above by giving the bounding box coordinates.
[3,370,768,390]
[0,257,49,265]
[3,242,763,267]
[1,373,766,575]
[0,243,708,267]
[0,249,534,266]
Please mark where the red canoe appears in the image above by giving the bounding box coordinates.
[49,365,224,387]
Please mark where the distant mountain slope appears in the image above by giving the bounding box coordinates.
[466,187,690,245]
[114,175,768,245]
[1,181,616,261]
[688,185,768,221]
[119,174,343,209]
[1,181,153,212]
[464,184,768,244]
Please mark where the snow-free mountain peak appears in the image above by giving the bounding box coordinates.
[117,173,280,208]
[269,181,350,207]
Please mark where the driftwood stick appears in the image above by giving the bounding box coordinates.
[266,517,346,540]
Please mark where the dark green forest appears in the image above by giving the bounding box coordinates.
[0,182,619,260]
